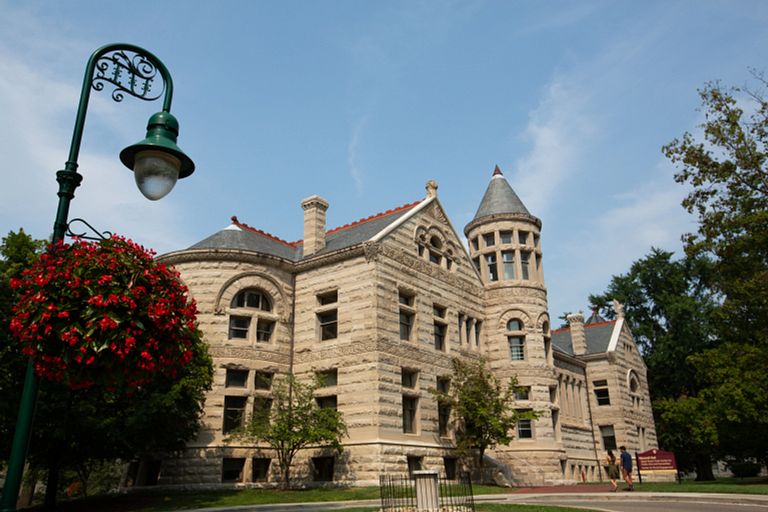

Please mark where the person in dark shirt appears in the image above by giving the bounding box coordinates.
[619,446,634,491]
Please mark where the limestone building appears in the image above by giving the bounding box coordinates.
[156,167,657,486]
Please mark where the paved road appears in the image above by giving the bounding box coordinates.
[491,493,768,512]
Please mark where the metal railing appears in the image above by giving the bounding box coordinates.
[380,472,475,511]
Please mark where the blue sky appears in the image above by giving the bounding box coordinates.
[1,1,766,320]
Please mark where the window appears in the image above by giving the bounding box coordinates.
[471,237,479,251]
[437,377,451,436]
[228,289,276,343]
[518,230,529,245]
[316,395,337,410]
[508,337,524,360]
[486,253,498,282]
[472,257,480,273]
[253,371,273,390]
[228,316,250,339]
[502,251,516,280]
[507,319,525,361]
[517,410,533,439]
[312,456,335,481]
[232,290,271,311]
[593,380,611,406]
[500,231,513,244]
[252,397,272,428]
[399,290,415,341]
[316,368,338,387]
[433,304,447,351]
[225,369,248,388]
[520,252,531,280]
[483,232,495,247]
[443,457,458,479]
[402,396,418,433]
[317,290,338,305]
[256,319,275,342]
[252,458,271,482]
[317,310,338,340]
[515,386,531,401]
[600,425,617,450]
[222,458,245,483]
[474,320,482,346]
[401,368,419,388]
[407,456,422,476]
[223,396,247,433]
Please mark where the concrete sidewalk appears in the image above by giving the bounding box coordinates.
[184,489,768,512]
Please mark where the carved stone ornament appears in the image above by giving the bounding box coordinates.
[612,299,625,319]
[363,241,381,262]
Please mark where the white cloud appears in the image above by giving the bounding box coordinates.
[347,116,367,194]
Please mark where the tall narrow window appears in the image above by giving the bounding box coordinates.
[507,319,525,361]
[437,377,450,436]
[520,252,531,280]
[486,253,498,282]
[399,290,415,341]
[600,425,617,450]
[516,410,533,439]
[474,320,482,347]
[502,251,516,280]
[256,319,275,342]
[518,230,529,245]
[433,304,447,351]
[252,397,272,429]
[402,396,418,433]
[483,232,495,248]
[253,371,273,390]
[316,290,338,341]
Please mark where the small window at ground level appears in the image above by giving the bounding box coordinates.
[312,456,335,481]
[443,457,458,479]
[407,455,423,476]
[252,458,271,482]
[222,458,245,483]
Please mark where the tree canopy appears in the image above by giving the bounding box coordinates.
[229,374,348,489]
[432,358,535,468]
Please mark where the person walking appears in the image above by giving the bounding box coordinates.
[619,445,634,491]
[604,450,620,491]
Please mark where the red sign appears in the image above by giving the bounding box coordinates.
[637,449,677,472]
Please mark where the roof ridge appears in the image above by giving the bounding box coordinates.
[585,320,616,329]
[230,216,298,248]
[324,200,421,236]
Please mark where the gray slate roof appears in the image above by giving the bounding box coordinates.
[188,202,419,262]
[472,166,531,222]
[551,321,616,356]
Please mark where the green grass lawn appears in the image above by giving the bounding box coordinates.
[634,476,768,494]
[22,476,768,511]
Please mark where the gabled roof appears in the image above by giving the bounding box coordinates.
[187,201,421,261]
[551,320,617,356]
[471,165,531,221]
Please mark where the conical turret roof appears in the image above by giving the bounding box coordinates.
[472,165,531,219]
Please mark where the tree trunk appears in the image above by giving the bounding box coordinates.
[44,457,60,509]
[694,453,715,481]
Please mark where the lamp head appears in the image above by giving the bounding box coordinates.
[120,111,195,200]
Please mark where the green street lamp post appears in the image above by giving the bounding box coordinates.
[0,43,194,512]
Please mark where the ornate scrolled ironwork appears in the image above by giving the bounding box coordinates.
[92,49,165,103]
[66,218,112,241]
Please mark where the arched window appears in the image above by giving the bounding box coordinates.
[228,289,276,343]
[627,370,642,409]
[506,319,525,361]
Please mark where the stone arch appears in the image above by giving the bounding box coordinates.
[626,369,641,392]
[498,308,532,331]
[536,312,551,333]
[214,271,288,321]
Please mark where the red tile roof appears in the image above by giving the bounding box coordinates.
[551,319,616,335]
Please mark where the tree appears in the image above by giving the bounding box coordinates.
[0,229,45,469]
[432,358,535,470]
[0,230,214,503]
[664,75,768,346]
[664,74,768,469]
[229,374,347,489]
[588,248,718,400]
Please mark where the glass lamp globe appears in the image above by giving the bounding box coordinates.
[133,150,182,200]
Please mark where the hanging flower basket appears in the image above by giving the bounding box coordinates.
[9,235,200,391]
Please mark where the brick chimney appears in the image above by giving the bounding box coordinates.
[566,312,587,355]
[301,195,329,256]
